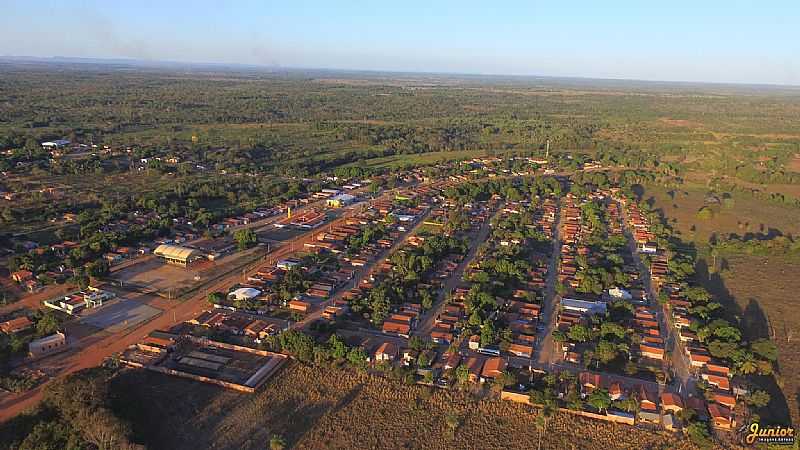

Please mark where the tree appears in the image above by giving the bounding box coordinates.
[35,312,60,337]
[613,397,638,413]
[586,389,612,413]
[234,228,257,250]
[736,352,758,375]
[745,390,771,409]
[269,434,286,450]
[493,370,515,392]
[420,289,434,310]
[327,334,348,360]
[567,324,592,343]
[368,285,391,324]
[595,340,619,364]
[686,421,712,449]
[480,320,495,346]
[444,413,461,435]
[408,336,425,351]
[417,351,431,368]
[207,291,225,305]
[347,347,368,368]
[599,322,626,340]
[455,364,470,386]
[696,207,713,220]
[750,339,778,361]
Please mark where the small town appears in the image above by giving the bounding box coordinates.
[1,147,781,448]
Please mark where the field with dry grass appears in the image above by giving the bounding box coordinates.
[642,182,800,245]
[699,253,800,426]
[110,362,705,450]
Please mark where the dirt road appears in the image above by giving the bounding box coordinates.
[0,197,385,423]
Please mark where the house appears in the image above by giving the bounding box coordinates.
[639,344,665,360]
[579,372,602,397]
[507,342,534,358]
[29,332,67,358]
[430,329,453,344]
[374,342,399,363]
[327,193,356,208]
[702,373,731,391]
[608,287,633,301]
[708,403,734,430]
[638,385,658,412]
[244,320,276,340]
[560,297,607,315]
[706,362,731,378]
[660,392,684,413]
[11,270,33,283]
[288,300,311,313]
[638,241,658,254]
[688,351,711,368]
[686,397,709,420]
[444,352,461,370]
[382,320,411,338]
[713,391,737,409]
[608,382,624,401]
[0,316,33,334]
[480,357,507,382]
[464,357,483,383]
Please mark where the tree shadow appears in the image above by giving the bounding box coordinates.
[796,389,800,424]
[742,298,770,341]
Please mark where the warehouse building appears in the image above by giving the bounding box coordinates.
[153,244,201,267]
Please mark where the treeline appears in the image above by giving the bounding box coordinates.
[0,367,141,449]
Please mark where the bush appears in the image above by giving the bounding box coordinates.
[696,206,713,220]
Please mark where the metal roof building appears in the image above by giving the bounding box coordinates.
[154,244,200,267]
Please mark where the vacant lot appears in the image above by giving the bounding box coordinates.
[111,257,204,293]
[110,362,703,450]
[78,298,162,333]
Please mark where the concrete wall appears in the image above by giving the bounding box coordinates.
[500,390,636,426]
[148,366,256,393]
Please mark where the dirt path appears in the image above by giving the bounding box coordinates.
[536,198,563,367]
[414,203,501,338]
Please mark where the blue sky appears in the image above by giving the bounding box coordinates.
[1,0,798,85]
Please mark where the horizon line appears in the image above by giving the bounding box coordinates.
[2,54,800,90]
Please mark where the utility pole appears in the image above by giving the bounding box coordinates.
[545,139,550,159]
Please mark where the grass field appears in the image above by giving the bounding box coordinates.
[642,182,800,244]
[110,362,704,450]
[342,149,518,169]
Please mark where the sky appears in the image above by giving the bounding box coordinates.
[1,0,799,85]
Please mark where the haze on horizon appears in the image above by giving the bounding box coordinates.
[1,0,799,86]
